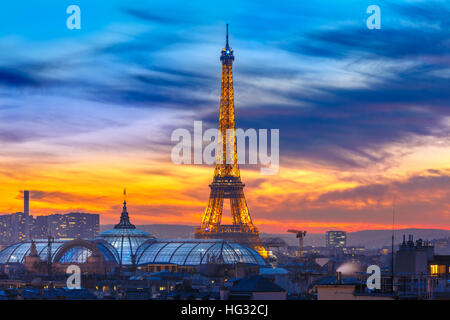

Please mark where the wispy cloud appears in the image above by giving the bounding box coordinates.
[0,0,448,231]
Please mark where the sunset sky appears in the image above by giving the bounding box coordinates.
[0,0,449,233]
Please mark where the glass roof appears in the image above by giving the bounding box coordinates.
[0,239,266,267]
[0,240,67,264]
[96,200,155,265]
[0,200,266,268]
[99,228,152,237]
[97,228,154,265]
[58,246,93,264]
[135,239,266,266]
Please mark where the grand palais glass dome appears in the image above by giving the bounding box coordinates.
[0,239,118,265]
[96,200,155,265]
[135,239,266,266]
[0,240,66,264]
[0,199,266,267]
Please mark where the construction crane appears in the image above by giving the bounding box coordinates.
[287,230,307,257]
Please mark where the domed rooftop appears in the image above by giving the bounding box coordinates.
[0,191,266,268]
[135,239,266,266]
[0,240,67,264]
[97,198,155,265]
[0,239,118,265]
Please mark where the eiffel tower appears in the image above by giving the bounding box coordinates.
[194,25,267,257]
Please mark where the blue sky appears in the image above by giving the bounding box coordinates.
[1,0,447,166]
[0,0,449,231]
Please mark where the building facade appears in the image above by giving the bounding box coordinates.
[0,190,99,244]
[326,231,347,248]
[395,235,434,274]
[46,212,100,240]
[0,212,100,244]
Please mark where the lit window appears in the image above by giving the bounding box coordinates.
[439,265,446,274]
[430,265,438,275]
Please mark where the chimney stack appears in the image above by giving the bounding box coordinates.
[337,271,342,284]
[24,190,29,216]
[24,190,30,240]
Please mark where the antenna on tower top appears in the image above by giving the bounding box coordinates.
[226,24,229,49]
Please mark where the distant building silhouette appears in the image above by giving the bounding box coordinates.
[23,191,30,239]
[0,191,99,243]
[0,212,99,244]
[395,234,434,274]
[30,212,100,240]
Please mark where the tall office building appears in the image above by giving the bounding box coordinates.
[1,212,99,243]
[24,191,29,216]
[1,190,98,243]
[11,212,28,242]
[326,231,347,248]
[29,216,48,240]
[46,212,99,239]
[0,215,13,244]
[29,213,99,239]
[23,190,30,239]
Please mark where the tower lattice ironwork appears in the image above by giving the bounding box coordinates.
[194,25,267,257]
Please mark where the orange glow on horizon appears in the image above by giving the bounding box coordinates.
[1,132,449,234]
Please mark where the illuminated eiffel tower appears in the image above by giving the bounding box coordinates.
[194,25,267,257]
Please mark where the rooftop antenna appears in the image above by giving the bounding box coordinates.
[47,229,53,278]
[45,202,53,278]
[225,24,230,49]
[391,194,396,293]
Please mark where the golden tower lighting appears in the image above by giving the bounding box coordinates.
[194,25,268,258]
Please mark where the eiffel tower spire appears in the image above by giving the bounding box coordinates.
[216,23,238,178]
[195,26,267,257]
[225,23,230,50]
